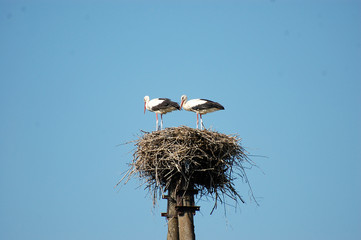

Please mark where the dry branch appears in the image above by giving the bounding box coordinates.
[119,126,257,211]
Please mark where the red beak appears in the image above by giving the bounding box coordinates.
[144,102,146,114]
[180,100,184,110]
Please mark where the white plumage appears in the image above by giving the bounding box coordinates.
[144,96,180,131]
[180,95,225,130]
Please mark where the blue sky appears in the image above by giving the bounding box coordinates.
[1,0,360,239]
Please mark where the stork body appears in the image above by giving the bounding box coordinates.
[144,96,180,131]
[180,95,224,130]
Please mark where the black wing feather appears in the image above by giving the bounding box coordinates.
[152,98,180,111]
[192,99,225,110]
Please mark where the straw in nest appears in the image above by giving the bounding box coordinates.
[119,126,257,211]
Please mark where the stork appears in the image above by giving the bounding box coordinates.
[144,96,180,131]
[180,95,225,130]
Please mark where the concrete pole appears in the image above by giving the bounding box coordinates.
[167,183,179,240]
[178,191,195,240]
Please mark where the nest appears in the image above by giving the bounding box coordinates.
[119,126,256,211]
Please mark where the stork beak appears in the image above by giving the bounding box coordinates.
[180,100,184,110]
[144,102,146,114]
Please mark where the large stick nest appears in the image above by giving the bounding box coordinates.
[120,126,256,210]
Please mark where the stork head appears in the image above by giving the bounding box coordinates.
[144,96,150,114]
[180,95,187,109]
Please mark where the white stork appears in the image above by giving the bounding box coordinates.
[144,96,180,131]
[180,95,225,130]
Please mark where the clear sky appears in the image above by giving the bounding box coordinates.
[1,0,360,239]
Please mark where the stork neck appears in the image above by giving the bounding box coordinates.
[182,101,191,111]
[144,99,149,110]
